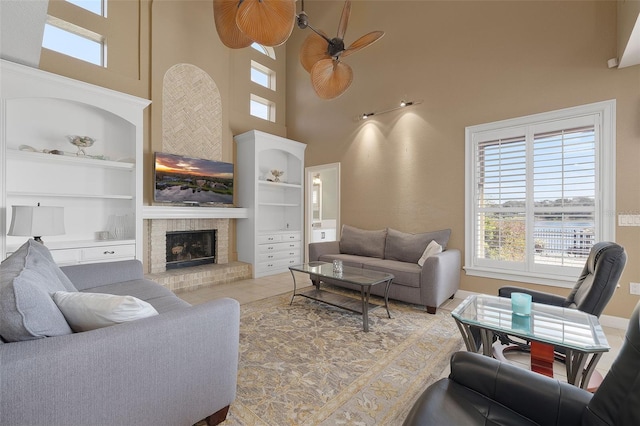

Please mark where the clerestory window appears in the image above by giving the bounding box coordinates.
[249,43,276,122]
[42,0,106,66]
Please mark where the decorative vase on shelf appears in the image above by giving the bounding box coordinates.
[107,214,127,240]
[67,135,95,156]
[271,170,284,182]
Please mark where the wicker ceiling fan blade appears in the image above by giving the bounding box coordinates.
[342,30,385,58]
[236,0,296,47]
[213,0,253,49]
[310,59,353,100]
[299,31,331,73]
[336,0,352,39]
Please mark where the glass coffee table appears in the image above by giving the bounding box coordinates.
[452,294,610,389]
[289,261,393,332]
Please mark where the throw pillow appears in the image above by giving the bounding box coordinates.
[0,239,75,342]
[418,240,443,267]
[339,225,387,258]
[52,291,159,332]
[385,228,451,263]
[24,238,78,292]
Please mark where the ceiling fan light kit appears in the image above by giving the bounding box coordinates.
[212,0,384,100]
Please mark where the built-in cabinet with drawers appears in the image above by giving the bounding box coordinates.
[235,130,306,278]
[0,59,150,264]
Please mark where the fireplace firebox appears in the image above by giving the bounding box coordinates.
[166,230,216,269]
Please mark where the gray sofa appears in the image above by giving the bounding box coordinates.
[0,240,239,426]
[309,225,461,313]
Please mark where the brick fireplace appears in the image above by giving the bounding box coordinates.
[143,208,251,293]
[149,218,229,273]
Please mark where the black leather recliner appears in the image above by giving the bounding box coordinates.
[403,300,640,425]
[499,241,626,317]
[471,241,626,352]
[496,241,626,356]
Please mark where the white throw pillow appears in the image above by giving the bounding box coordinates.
[418,240,443,267]
[52,291,159,332]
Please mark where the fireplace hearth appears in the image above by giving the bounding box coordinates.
[166,230,216,270]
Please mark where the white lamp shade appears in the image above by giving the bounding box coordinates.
[8,205,65,237]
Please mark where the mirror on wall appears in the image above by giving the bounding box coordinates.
[312,174,322,222]
[305,163,340,252]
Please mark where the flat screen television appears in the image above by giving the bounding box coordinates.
[154,152,234,205]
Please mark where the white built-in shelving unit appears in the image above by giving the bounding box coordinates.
[235,130,306,278]
[0,59,150,264]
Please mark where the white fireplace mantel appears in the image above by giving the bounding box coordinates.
[143,206,248,220]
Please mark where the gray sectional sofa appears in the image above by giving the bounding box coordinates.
[309,225,461,313]
[0,239,239,426]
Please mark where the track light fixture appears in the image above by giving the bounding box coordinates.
[360,100,422,120]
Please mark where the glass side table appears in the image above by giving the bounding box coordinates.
[452,294,609,389]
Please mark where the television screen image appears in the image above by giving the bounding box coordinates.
[154,152,234,205]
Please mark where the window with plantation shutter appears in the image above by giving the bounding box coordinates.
[465,100,615,288]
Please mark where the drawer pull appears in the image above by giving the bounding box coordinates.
[103,250,115,255]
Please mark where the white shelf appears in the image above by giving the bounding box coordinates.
[258,180,302,189]
[6,238,135,253]
[6,149,135,169]
[8,191,134,200]
[258,202,300,207]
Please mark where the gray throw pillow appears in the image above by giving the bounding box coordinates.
[0,239,76,342]
[24,238,77,292]
[385,228,451,263]
[339,225,387,258]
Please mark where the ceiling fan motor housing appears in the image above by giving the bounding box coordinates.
[328,38,345,57]
[297,12,309,29]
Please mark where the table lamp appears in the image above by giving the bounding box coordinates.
[8,203,65,244]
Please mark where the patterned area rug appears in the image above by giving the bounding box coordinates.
[220,289,463,425]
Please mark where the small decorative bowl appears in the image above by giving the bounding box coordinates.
[68,135,95,156]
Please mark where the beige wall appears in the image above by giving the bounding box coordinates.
[286,1,640,318]
[41,0,149,97]
[36,0,640,318]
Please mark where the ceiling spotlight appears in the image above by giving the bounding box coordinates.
[362,112,375,120]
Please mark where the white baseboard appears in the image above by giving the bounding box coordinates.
[455,289,628,331]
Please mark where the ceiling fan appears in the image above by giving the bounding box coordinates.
[212,0,383,100]
[213,0,296,48]
[298,0,384,99]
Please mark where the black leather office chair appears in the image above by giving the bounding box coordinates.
[496,241,626,358]
[403,299,640,426]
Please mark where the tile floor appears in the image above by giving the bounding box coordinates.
[177,272,625,386]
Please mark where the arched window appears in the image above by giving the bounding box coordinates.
[251,43,276,59]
